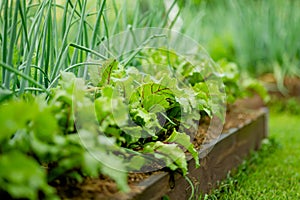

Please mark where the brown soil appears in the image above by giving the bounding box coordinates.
[54,97,265,200]
[260,73,300,97]
[193,97,263,149]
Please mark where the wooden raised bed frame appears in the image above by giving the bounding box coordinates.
[113,107,268,200]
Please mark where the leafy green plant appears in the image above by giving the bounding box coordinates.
[217,59,269,104]
[134,48,226,120]
[0,151,58,200]
[1,51,223,198]
[0,73,130,199]
[87,58,201,174]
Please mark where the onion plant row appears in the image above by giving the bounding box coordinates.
[180,0,300,81]
[0,0,177,94]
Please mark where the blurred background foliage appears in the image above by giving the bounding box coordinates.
[179,0,300,79]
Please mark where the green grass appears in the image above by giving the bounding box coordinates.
[203,111,300,199]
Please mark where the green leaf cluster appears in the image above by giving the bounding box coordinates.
[0,48,269,199]
[87,58,201,175]
[135,48,226,121]
[217,59,270,104]
[0,73,129,199]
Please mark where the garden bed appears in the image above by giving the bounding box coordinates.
[260,74,300,97]
[55,102,268,200]
[118,109,268,200]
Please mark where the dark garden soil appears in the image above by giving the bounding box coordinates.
[53,97,265,200]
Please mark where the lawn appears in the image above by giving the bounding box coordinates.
[205,111,300,199]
